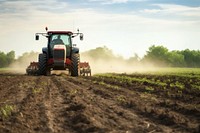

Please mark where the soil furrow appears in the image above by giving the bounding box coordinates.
[0,73,199,133]
[66,76,168,132]
[81,76,200,132]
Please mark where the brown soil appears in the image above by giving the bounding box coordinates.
[0,73,199,133]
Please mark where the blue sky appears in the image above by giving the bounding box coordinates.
[0,0,200,58]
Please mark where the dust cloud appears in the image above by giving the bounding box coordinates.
[81,54,157,75]
[8,47,158,75]
[9,52,38,74]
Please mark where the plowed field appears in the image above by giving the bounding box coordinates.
[0,72,199,133]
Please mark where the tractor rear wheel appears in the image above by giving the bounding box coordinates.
[71,53,80,77]
[38,53,47,75]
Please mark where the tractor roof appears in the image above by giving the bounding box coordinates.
[47,31,73,35]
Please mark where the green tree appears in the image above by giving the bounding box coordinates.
[143,45,169,66]
[0,52,7,67]
[7,51,15,65]
[180,49,200,67]
[167,51,185,67]
[0,51,15,68]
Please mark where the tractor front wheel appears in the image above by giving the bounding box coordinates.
[38,53,47,75]
[70,53,80,77]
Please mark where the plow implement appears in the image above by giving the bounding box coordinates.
[26,62,38,75]
[26,61,91,76]
[80,62,91,76]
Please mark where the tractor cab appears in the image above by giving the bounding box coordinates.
[47,32,73,58]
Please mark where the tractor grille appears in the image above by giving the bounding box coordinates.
[54,49,65,60]
[53,45,66,68]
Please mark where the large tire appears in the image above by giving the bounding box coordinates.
[38,53,47,75]
[71,53,80,77]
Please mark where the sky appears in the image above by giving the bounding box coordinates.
[0,0,200,58]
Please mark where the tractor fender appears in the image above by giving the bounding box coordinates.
[42,47,48,55]
[72,47,79,54]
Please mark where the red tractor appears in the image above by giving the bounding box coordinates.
[26,28,91,76]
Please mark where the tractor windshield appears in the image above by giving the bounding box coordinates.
[50,34,71,46]
[49,34,72,57]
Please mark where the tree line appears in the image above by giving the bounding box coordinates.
[0,51,39,68]
[0,45,200,68]
[0,51,15,68]
[142,45,200,67]
[82,45,200,68]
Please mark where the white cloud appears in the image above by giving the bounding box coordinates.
[140,4,200,17]
[0,0,69,15]
[0,1,199,59]
[89,0,147,4]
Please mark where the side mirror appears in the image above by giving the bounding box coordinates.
[35,35,39,40]
[80,33,83,41]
